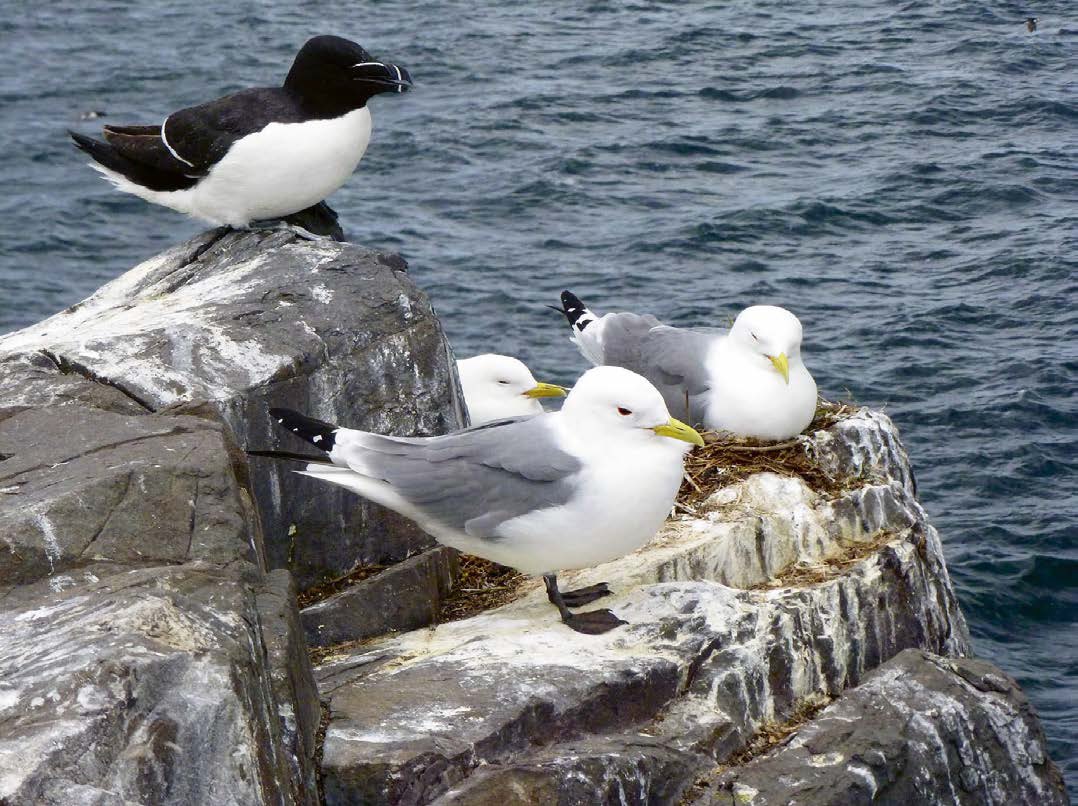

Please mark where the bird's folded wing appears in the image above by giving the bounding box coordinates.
[589,311,664,367]
[163,87,306,171]
[638,325,715,395]
[333,417,583,539]
[100,124,203,176]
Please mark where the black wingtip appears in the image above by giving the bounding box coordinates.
[558,290,592,331]
[269,407,338,452]
[246,448,334,464]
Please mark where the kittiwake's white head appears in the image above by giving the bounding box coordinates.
[560,366,704,453]
[728,305,806,384]
[457,354,567,425]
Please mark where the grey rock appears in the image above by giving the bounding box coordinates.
[0,405,259,587]
[0,227,466,590]
[433,736,700,805]
[0,351,148,420]
[0,564,314,805]
[690,649,1069,806]
[255,569,322,805]
[313,411,974,805]
[302,547,458,647]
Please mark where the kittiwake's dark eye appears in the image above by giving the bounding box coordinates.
[617,407,632,416]
[498,380,510,385]
[750,332,759,341]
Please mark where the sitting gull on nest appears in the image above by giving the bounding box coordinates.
[456,354,566,425]
[555,290,818,441]
[252,365,703,634]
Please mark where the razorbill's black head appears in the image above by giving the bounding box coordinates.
[1025,17,1038,32]
[69,34,414,230]
[285,35,413,116]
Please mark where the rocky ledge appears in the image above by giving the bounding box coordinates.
[0,230,1068,806]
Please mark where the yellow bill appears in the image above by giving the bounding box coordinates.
[523,382,568,399]
[652,416,705,447]
[769,352,790,384]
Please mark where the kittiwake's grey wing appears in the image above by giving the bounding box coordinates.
[588,313,715,423]
[334,416,584,538]
[636,326,718,424]
[589,312,664,367]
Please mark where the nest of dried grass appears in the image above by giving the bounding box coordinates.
[680,692,833,802]
[437,555,529,622]
[727,692,833,766]
[749,529,898,591]
[297,562,387,609]
[678,399,861,507]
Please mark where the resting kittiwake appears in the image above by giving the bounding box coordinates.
[252,365,703,634]
[457,354,567,425]
[556,290,818,440]
[69,35,412,228]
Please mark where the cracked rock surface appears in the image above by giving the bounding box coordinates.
[0,229,467,804]
[0,406,257,589]
[688,649,1069,806]
[0,565,316,806]
[0,227,466,590]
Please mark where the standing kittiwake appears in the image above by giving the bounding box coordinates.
[556,290,818,440]
[457,354,567,425]
[252,366,703,634]
[69,35,412,229]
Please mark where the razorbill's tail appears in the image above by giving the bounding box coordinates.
[70,130,197,193]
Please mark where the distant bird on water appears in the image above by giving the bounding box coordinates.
[70,35,412,229]
[1026,17,1038,32]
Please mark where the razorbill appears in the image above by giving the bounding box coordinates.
[70,35,413,228]
[250,366,703,634]
[457,354,567,425]
[556,290,818,440]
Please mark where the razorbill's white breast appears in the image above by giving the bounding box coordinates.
[70,35,413,228]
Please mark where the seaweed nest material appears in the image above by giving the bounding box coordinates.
[678,399,860,507]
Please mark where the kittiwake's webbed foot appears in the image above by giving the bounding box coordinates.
[544,573,626,635]
[558,582,613,608]
[563,608,627,635]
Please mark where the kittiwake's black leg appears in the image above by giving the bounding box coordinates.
[557,582,613,608]
[544,574,626,635]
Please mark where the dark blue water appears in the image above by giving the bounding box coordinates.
[3,1,1075,788]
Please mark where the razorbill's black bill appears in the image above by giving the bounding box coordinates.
[70,35,413,228]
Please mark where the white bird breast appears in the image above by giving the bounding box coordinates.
[95,108,373,226]
[192,107,373,224]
